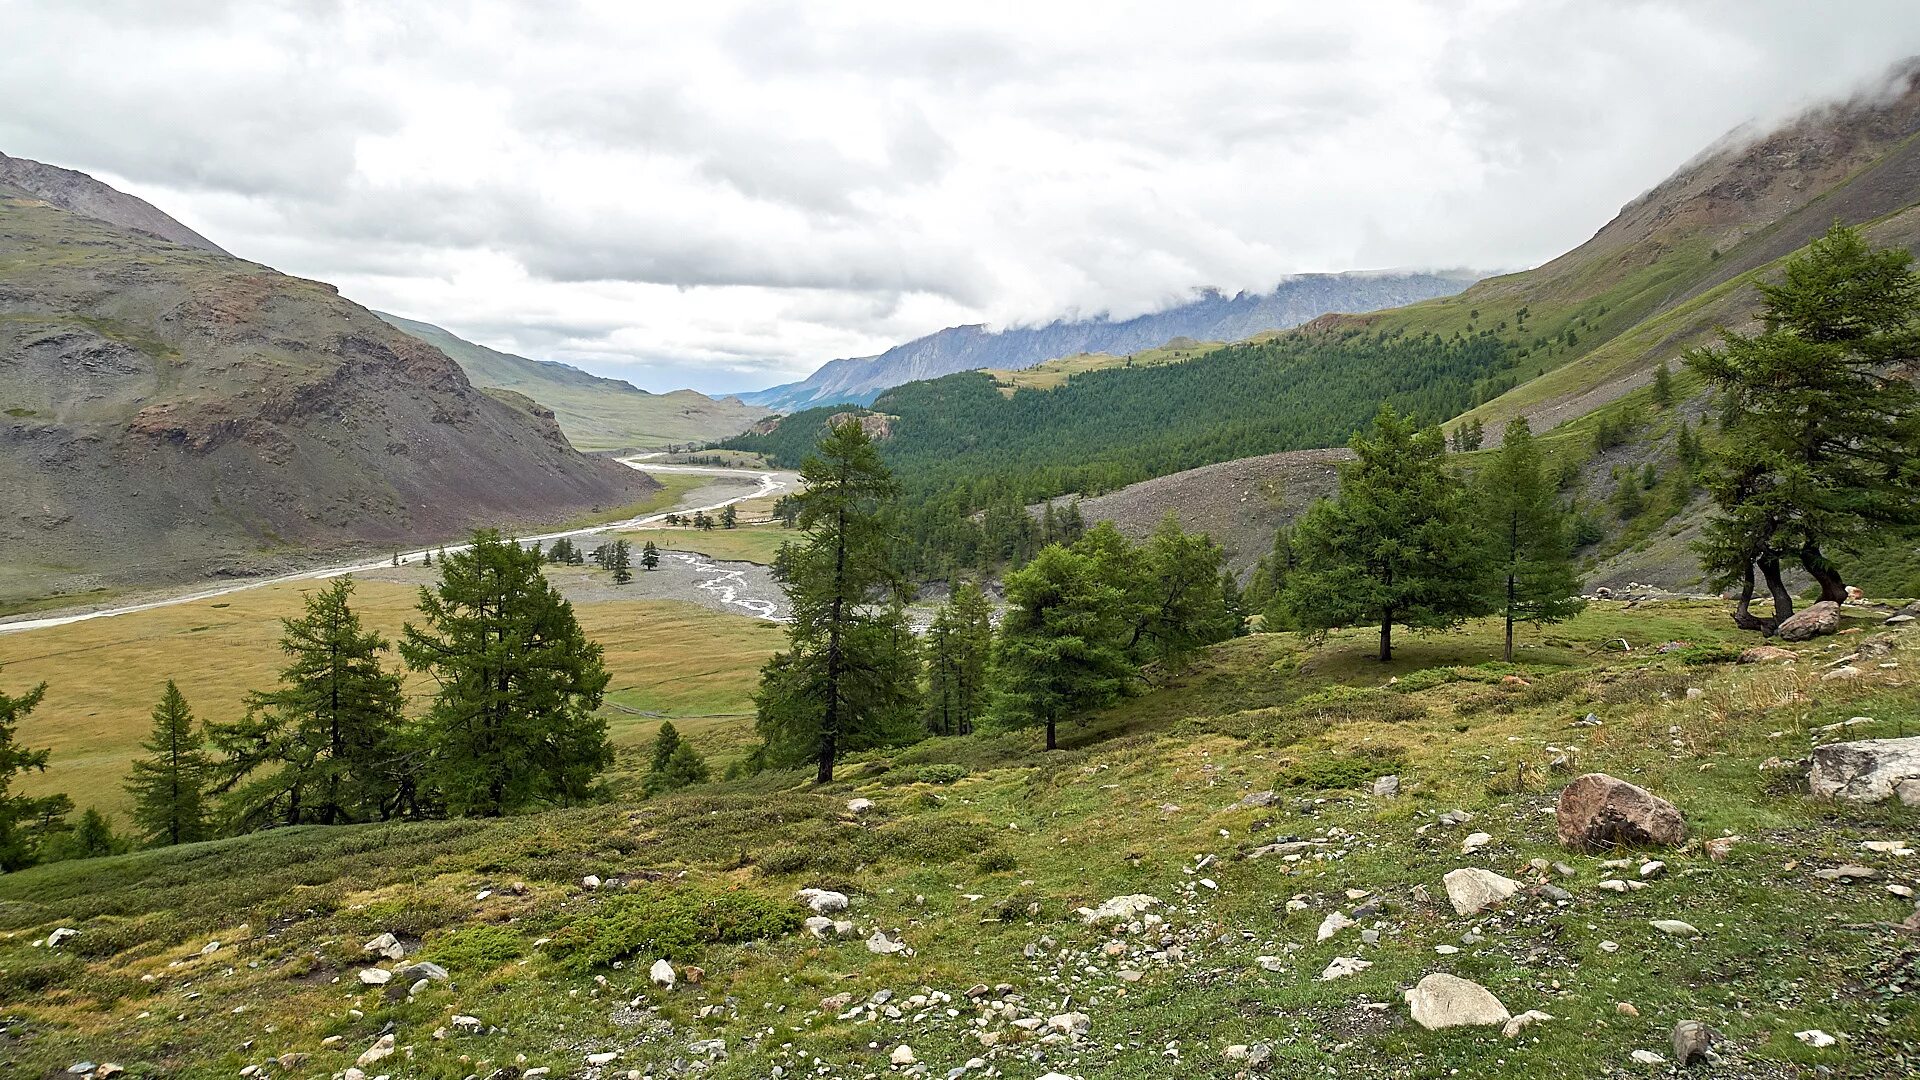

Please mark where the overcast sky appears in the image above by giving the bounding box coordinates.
[5,1,1919,394]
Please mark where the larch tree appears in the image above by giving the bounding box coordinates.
[752,420,918,782]
[211,577,410,830]
[1686,223,1920,629]
[125,680,213,847]
[641,541,660,571]
[922,580,995,736]
[1123,512,1235,670]
[1280,404,1489,662]
[0,672,69,871]
[992,544,1132,751]
[402,531,612,816]
[610,539,634,584]
[1474,417,1585,660]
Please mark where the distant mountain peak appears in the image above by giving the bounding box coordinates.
[740,270,1484,412]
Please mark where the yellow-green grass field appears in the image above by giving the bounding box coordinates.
[612,521,793,564]
[982,338,1229,394]
[0,578,782,820]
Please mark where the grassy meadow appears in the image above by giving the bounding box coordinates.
[2,600,1917,1077]
[0,577,783,819]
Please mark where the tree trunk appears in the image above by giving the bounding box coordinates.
[1503,572,1516,663]
[1378,607,1393,662]
[1800,540,1848,603]
[1046,713,1058,751]
[818,507,848,785]
[1761,554,1795,625]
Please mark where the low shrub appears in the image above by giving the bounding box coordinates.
[424,924,525,973]
[544,885,802,970]
[1274,745,1407,791]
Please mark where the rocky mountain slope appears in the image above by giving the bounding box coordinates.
[743,272,1482,412]
[376,313,769,452]
[0,151,226,254]
[0,186,655,607]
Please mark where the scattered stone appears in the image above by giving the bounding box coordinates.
[1812,864,1877,881]
[1556,773,1687,851]
[1047,1011,1091,1037]
[1319,956,1372,981]
[1442,868,1522,916]
[847,797,876,814]
[1599,940,1620,954]
[1740,645,1797,664]
[1810,736,1920,806]
[1617,1002,1640,1017]
[797,888,851,913]
[1639,860,1666,879]
[356,968,391,986]
[582,875,601,889]
[1630,1049,1668,1066]
[1434,945,1460,955]
[1705,836,1738,862]
[396,960,448,983]
[1078,894,1160,925]
[649,959,675,988]
[1823,665,1864,681]
[1234,790,1278,809]
[1372,775,1400,798]
[1502,1010,1554,1038]
[356,1034,395,1068]
[1673,1020,1719,1065]
[1316,911,1356,941]
[1794,1029,1836,1048]
[1461,831,1492,854]
[47,928,78,948]
[867,930,910,955]
[1405,973,1510,1029]
[890,1044,917,1065]
[1651,919,1701,937]
[363,932,405,961]
[1437,810,1474,827]
[586,1051,620,1067]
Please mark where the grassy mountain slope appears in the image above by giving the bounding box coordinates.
[982,336,1233,394]
[0,197,656,607]
[377,313,768,451]
[4,602,1916,1078]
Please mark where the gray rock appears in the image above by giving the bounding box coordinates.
[1405,973,1511,1029]
[1777,600,1842,642]
[1810,736,1920,806]
[1372,775,1400,798]
[1442,868,1522,916]
[1673,1020,1718,1066]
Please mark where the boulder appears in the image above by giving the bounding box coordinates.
[1405,973,1511,1030]
[1372,774,1400,798]
[846,797,875,814]
[1777,601,1842,642]
[649,958,675,988]
[796,887,850,913]
[1442,868,1522,916]
[1810,736,1920,806]
[1739,645,1797,664]
[1673,1020,1719,1066]
[1077,894,1160,925]
[1555,773,1686,851]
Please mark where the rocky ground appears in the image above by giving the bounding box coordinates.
[5,601,1918,1079]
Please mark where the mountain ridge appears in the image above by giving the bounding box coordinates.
[741,271,1483,411]
[374,312,769,451]
[0,151,226,254]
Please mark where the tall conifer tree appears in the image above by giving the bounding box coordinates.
[1475,418,1585,660]
[126,680,213,846]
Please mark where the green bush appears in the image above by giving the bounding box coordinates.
[916,764,967,785]
[544,885,802,970]
[424,924,525,973]
[1274,746,1407,791]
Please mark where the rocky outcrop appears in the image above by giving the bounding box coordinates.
[1777,601,1843,642]
[1555,774,1686,851]
[1810,736,1920,806]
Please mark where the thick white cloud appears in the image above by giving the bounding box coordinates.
[3,0,1917,392]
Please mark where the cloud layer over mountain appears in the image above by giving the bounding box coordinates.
[5,1,1918,392]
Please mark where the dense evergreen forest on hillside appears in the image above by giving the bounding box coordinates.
[726,326,1517,573]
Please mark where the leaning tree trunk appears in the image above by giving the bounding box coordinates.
[1800,540,1849,604]
[1731,557,1792,636]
